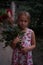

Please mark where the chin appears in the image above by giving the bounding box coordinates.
[21,27,25,30]
[18,25,25,30]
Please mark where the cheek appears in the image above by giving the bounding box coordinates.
[18,22,22,26]
[25,22,28,26]
[19,22,22,25]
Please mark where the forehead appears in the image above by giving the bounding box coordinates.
[18,14,28,20]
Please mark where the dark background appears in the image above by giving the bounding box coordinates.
[0,0,43,65]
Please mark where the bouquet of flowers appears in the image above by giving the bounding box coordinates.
[2,25,25,49]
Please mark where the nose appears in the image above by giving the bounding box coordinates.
[22,21,25,25]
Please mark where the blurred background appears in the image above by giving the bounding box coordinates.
[0,0,43,65]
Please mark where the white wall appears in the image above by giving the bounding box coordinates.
[0,34,13,65]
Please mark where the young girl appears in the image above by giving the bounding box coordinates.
[11,11,36,65]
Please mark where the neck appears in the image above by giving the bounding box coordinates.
[21,28,27,33]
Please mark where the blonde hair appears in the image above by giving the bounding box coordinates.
[17,11,31,20]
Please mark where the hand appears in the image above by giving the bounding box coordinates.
[21,47,28,53]
[13,36,21,44]
[10,36,21,49]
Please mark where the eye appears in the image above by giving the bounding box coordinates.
[24,20,28,23]
[19,19,23,22]
[25,20,27,22]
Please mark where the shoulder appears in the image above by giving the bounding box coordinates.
[29,29,35,39]
[27,28,34,33]
[27,28,35,37]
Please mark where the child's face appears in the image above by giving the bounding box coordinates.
[18,14,29,30]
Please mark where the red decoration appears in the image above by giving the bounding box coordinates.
[0,9,13,22]
[6,9,12,17]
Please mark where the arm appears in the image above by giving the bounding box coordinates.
[27,31,36,51]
